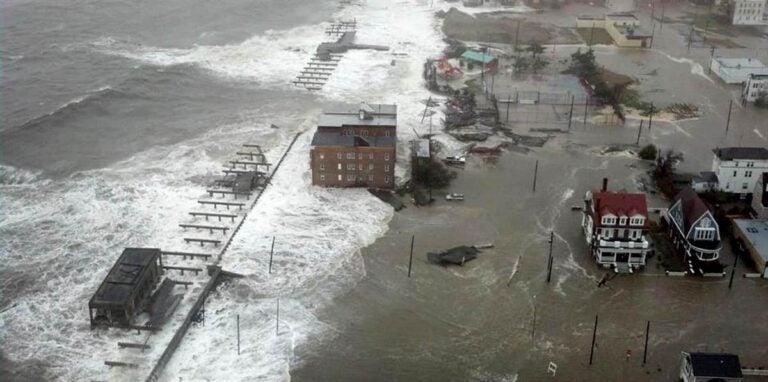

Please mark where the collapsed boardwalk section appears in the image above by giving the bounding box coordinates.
[89,133,302,380]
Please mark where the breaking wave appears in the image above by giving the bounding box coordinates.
[0,164,45,185]
[9,86,116,132]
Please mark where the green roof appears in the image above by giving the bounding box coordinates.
[461,50,494,64]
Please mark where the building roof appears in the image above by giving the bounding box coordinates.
[687,352,743,378]
[411,139,430,158]
[749,73,768,80]
[318,103,397,128]
[714,57,767,69]
[606,13,639,21]
[90,248,161,306]
[733,219,768,264]
[713,147,768,161]
[591,190,648,224]
[461,50,495,64]
[311,131,395,147]
[673,188,712,233]
[693,171,718,184]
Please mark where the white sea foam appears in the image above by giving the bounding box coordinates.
[657,51,715,84]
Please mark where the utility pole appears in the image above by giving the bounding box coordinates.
[659,6,665,32]
[506,95,511,122]
[648,103,654,132]
[568,95,575,130]
[268,236,275,274]
[408,235,415,278]
[729,251,739,289]
[236,314,240,355]
[532,160,539,193]
[275,298,280,336]
[642,320,650,365]
[589,314,599,365]
[531,296,537,346]
[589,23,596,46]
[546,232,554,283]
[583,97,589,126]
[725,99,733,134]
[708,46,716,74]
[636,120,644,145]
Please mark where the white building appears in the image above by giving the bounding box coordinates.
[742,73,768,102]
[712,147,768,195]
[731,0,766,25]
[710,58,768,84]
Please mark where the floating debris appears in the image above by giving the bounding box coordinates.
[427,245,480,266]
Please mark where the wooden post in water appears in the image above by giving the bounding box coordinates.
[659,6,665,32]
[636,120,644,145]
[268,236,275,274]
[531,297,537,345]
[568,95,575,130]
[583,97,589,126]
[725,100,733,134]
[236,314,240,355]
[648,103,654,132]
[276,298,280,336]
[642,320,650,365]
[589,314,598,365]
[532,160,539,193]
[506,95,511,122]
[408,235,415,278]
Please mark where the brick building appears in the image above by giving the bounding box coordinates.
[310,103,397,189]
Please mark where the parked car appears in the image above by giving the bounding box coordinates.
[445,193,465,201]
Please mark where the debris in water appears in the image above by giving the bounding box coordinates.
[427,245,480,266]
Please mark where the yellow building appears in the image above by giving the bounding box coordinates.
[576,14,652,48]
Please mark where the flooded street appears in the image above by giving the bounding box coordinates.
[293,3,768,381]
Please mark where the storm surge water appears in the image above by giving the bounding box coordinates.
[1,0,445,380]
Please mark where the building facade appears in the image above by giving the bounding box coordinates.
[576,14,652,48]
[680,352,743,382]
[582,180,651,273]
[709,57,768,84]
[310,103,397,189]
[731,0,766,25]
[732,218,768,278]
[663,188,722,274]
[751,173,768,218]
[742,73,768,103]
[711,147,768,195]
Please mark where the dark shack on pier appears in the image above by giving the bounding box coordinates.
[89,248,162,328]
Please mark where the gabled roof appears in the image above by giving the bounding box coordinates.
[687,352,743,378]
[592,191,648,221]
[713,147,768,161]
[673,188,713,234]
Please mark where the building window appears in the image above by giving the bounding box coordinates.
[320,163,325,171]
[358,153,363,160]
[319,153,325,160]
[346,152,355,160]
[385,164,390,172]
[384,175,390,183]
[337,163,342,170]
[369,153,374,160]
[601,216,616,225]
[368,174,373,181]
[742,182,749,190]
[346,174,355,181]
[733,170,738,177]
[384,153,390,161]
[347,163,356,171]
[337,152,342,160]
[384,130,391,137]
[320,174,325,182]
[725,183,730,189]
[337,174,342,181]
[358,163,363,171]
[619,216,627,225]
[368,163,374,170]
[361,130,368,136]
[746,171,753,177]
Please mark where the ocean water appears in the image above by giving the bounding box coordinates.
[0,0,445,380]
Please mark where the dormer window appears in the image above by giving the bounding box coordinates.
[619,216,627,225]
[629,217,645,226]
[601,216,616,225]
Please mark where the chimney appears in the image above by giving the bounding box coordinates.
[602,178,608,192]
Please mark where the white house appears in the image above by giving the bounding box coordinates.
[709,57,768,84]
[680,352,743,382]
[742,73,768,103]
[712,147,768,195]
[752,173,768,218]
[582,179,651,273]
[731,0,766,25]
[663,188,722,274]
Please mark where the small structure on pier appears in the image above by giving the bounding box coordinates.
[89,248,162,328]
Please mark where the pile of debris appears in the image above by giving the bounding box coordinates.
[445,91,478,129]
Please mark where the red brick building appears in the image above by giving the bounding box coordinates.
[310,103,397,189]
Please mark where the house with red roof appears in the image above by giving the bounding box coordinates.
[582,179,651,273]
[663,188,723,275]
